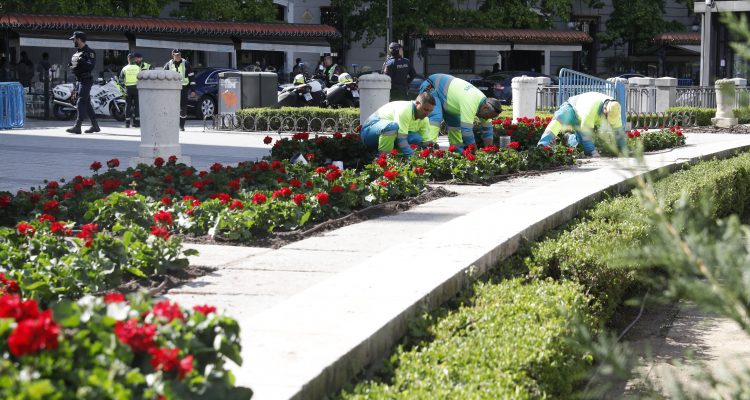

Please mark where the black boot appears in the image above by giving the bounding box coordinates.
[179,118,185,132]
[125,119,130,128]
[66,123,82,134]
[84,121,101,133]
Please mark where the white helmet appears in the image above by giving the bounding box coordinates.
[338,72,353,83]
[293,74,305,85]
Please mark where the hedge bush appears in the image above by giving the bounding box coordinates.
[734,107,750,124]
[665,106,715,126]
[342,279,593,400]
[236,107,359,131]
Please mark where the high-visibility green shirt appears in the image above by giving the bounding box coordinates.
[120,64,140,86]
[372,100,429,152]
[444,77,493,141]
[566,92,623,132]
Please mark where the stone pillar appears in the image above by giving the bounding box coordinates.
[131,70,190,167]
[629,77,656,113]
[712,78,738,128]
[655,77,677,113]
[729,78,748,108]
[511,75,538,121]
[358,73,391,127]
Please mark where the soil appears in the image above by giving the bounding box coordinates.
[117,265,214,297]
[430,165,577,186]
[180,185,458,249]
[684,124,750,134]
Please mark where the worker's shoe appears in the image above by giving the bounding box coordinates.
[125,120,130,128]
[66,124,82,134]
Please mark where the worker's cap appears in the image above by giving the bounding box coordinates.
[388,42,401,50]
[293,74,305,84]
[485,98,503,114]
[127,53,135,59]
[338,72,353,83]
[69,31,86,40]
[133,52,143,58]
[605,100,622,126]
[171,49,182,55]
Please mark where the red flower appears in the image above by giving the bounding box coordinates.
[132,170,142,179]
[163,174,173,184]
[333,131,343,139]
[192,305,216,315]
[124,189,137,196]
[0,295,40,321]
[293,193,306,206]
[104,292,126,304]
[316,192,330,205]
[543,146,551,151]
[331,185,345,193]
[0,194,10,208]
[229,199,244,210]
[163,187,176,196]
[7,309,59,357]
[150,226,170,240]
[326,169,342,181]
[38,214,55,223]
[46,181,59,189]
[154,210,174,226]
[413,167,425,175]
[627,132,634,139]
[305,180,313,188]
[77,223,99,247]
[101,178,122,193]
[16,223,35,237]
[418,148,431,158]
[508,141,520,150]
[289,178,302,188]
[634,130,641,137]
[161,197,172,207]
[50,221,67,235]
[315,166,327,174]
[181,168,194,177]
[676,131,683,136]
[252,193,267,205]
[151,300,184,322]
[278,187,293,198]
[305,153,316,161]
[383,169,399,181]
[271,161,283,170]
[263,135,273,145]
[192,181,205,191]
[448,145,457,152]
[481,145,499,153]
[349,183,358,190]
[43,200,59,214]
[566,147,574,155]
[168,155,178,164]
[377,180,388,187]
[30,193,40,203]
[376,157,388,168]
[90,161,102,171]
[107,158,120,168]
[210,162,223,172]
[115,319,156,352]
[154,157,165,167]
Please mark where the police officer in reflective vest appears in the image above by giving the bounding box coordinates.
[382,42,416,101]
[134,53,150,71]
[66,31,99,134]
[163,49,195,131]
[120,54,141,128]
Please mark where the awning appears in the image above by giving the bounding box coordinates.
[136,38,234,53]
[20,36,129,50]
[673,44,701,54]
[241,42,330,54]
[435,43,511,51]
[653,32,701,45]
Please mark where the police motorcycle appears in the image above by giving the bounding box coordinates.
[277,74,326,107]
[323,73,359,108]
[52,72,127,121]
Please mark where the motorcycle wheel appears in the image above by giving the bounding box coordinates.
[110,101,126,122]
[53,104,76,121]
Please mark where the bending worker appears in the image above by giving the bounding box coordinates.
[361,91,435,156]
[120,53,141,128]
[419,73,503,151]
[537,92,626,157]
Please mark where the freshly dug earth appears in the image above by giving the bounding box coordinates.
[684,124,750,134]
[118,265,214,296]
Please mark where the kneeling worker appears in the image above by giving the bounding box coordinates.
[361,91,436,156]
[537,92,626,156]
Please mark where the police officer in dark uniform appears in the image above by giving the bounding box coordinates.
[163,49,195,131]
[382,42,417,101]
[66,31,99,134]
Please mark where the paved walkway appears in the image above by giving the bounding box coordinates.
[4,122,750,399]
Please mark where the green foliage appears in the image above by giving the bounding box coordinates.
[665,106,716,126]
[734,107,750,123]
[268,132,373,168]
[171,0,277,22]
[1,0,171,16]
[341,279,593,399]
[600,0,691,53]
[236,107,360,132]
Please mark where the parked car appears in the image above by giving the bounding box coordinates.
[471,71,559,104]
[187,67,238,118]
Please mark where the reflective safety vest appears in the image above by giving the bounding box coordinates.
[121,64,140,86]
[167,61,189,86]
[140,62,151,71]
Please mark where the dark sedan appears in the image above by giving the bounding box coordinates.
[187,67,239,118]
[472,71,559,104]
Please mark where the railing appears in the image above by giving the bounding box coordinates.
[558,68,626,125]
[627,109,697,130]
[676,86,716,108]
[536,86,558,113]
[206,114,361,134]
[626,86,657,113]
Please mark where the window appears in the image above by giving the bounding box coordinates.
[449,50,474,74]
[275,4,286,22]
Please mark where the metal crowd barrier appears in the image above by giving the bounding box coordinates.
[205,114,361,134]
[0,82,25,129]
[558,68,627,125]
[676,86,716,108]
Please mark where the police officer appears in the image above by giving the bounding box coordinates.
[322,55,339,87]
[120,54,141,128]
[66,31,99,134]
[164,49,195,131]
[382,42,416,101]
[133,53,151,71]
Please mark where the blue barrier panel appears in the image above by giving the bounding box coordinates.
[0,82,25,129]
[557,68,626,127]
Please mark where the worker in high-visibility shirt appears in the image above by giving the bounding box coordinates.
[120,53,141,128]
[537,92,626,157]
[418,73,502,151]
[361,91,435,156]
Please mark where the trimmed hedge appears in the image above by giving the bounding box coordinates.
[342,279,593,399]
[734,107,750,124]
[666,106,715,126]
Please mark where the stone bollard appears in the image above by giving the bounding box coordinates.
[511,75,537,121]
[131,70,190,167]
[358,73,391,128]
[629,77,656,113]
[729,78,748,108]
[712,79,738,128]
[655,77,677,113]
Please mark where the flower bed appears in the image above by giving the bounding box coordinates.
[341,152,750,398]
[0,291,251,399]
